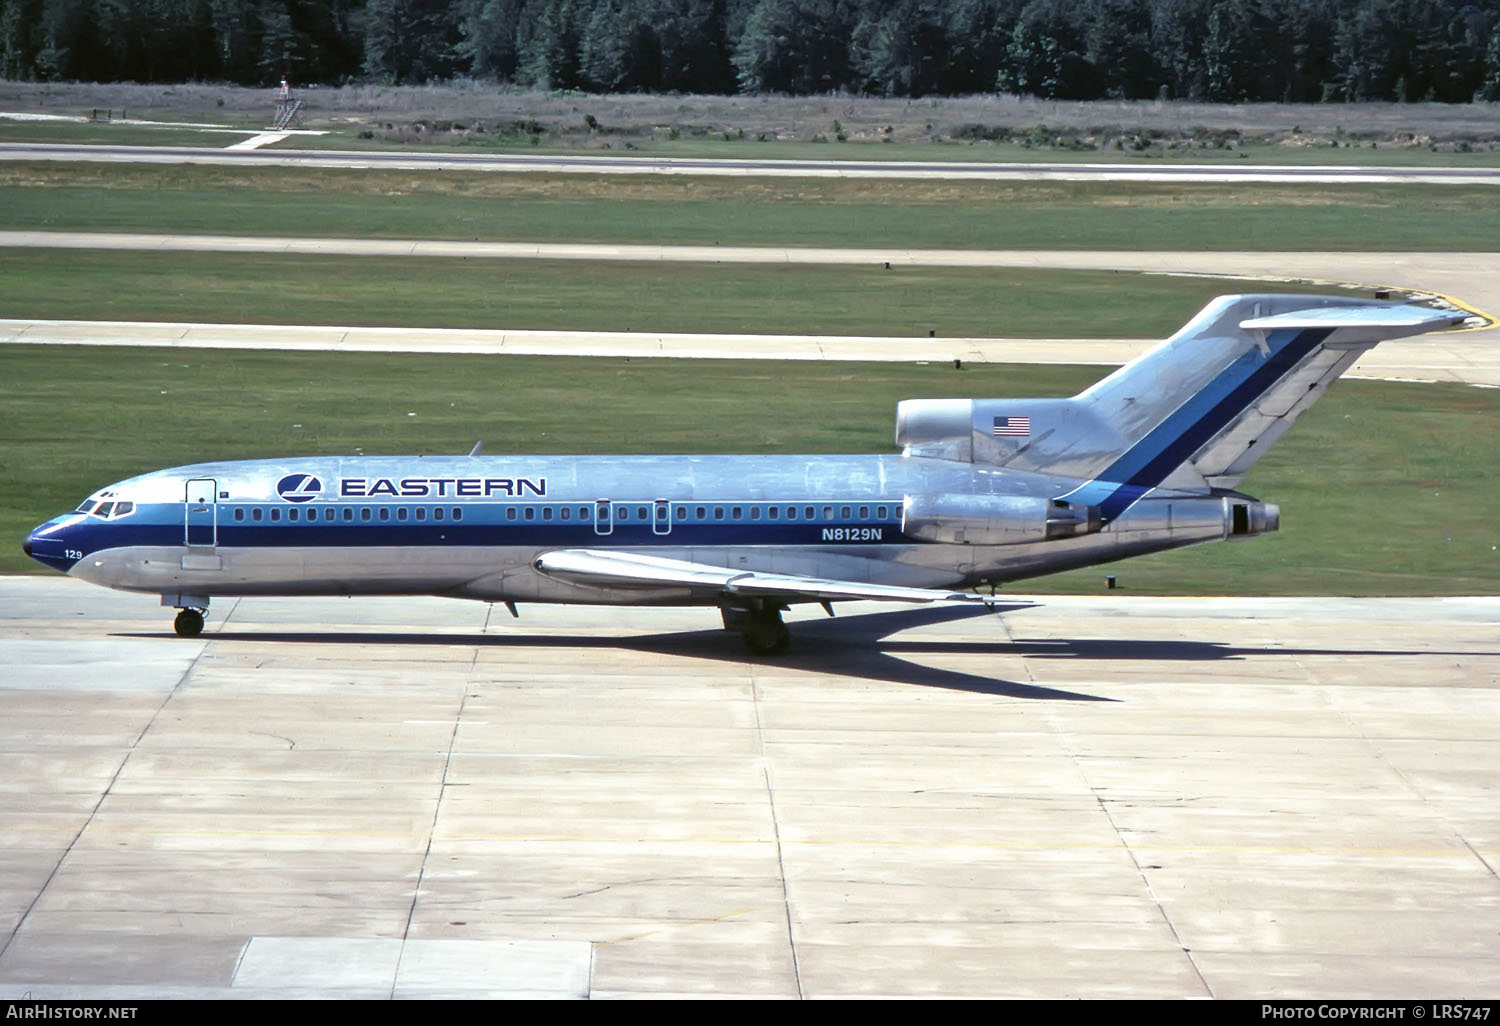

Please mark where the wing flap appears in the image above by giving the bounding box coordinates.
[533,548,980,605]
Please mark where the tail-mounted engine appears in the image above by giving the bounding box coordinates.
[1105,495,1281,542]
[902,494,1102,546]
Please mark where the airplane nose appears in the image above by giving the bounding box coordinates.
[23,519,76,573]
[23,523,49,563]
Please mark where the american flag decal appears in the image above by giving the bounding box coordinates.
[993,416,1031,437]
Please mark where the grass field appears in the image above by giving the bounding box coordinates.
[5,345,1496,593]
[0,248,1335,338]
[6,163,1500,252]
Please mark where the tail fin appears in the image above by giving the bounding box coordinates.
[896,294,1471,520]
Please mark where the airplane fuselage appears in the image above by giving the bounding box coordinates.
[24,452,1248,607]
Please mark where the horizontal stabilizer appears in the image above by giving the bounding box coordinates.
[1240,306,1471,332]
[534,549,982,605]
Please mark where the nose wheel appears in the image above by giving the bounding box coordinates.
[173,608,205,638]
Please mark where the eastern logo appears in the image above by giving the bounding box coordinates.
[275,473,323,503]
[339,476,546,498]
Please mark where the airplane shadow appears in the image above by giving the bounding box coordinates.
[123,603,1104,700]
[119,602,1489,703]
[628,603,1114,702]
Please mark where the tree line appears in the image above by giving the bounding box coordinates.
[6,0,1500,103]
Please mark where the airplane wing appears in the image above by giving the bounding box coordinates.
[532,548,983,605]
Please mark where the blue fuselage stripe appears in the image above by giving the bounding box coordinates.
[1081,327,1331,521]
[36,505,910,561]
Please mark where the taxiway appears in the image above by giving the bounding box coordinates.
[5,317,1497,387]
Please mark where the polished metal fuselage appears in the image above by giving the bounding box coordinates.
[28,451,1246,606]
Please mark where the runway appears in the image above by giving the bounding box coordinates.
[1,577,1497,998]
[6,141,1500,185]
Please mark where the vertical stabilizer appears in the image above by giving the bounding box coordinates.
[896,294,1470,520]
[1057,294,1469,519]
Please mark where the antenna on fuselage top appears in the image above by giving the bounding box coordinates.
[468,441,483,458]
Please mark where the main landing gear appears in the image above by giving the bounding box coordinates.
[720,602,790,657]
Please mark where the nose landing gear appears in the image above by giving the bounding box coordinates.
[163,594,210,638]
[173,608,205,637]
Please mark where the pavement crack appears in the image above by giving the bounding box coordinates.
[1460,836,1500,882]
[394,671,470,999]
[1048,711,1215,999]
[751,664,804,1000]
[250,731,296,750]
[562,885,614,900]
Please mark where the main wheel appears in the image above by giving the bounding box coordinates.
[741,617,790,657]
[173,608,204,638]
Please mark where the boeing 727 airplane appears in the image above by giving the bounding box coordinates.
[23,294,1471,654]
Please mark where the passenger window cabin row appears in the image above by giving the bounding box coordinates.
[225,503,895,524]
[233,506,463,523]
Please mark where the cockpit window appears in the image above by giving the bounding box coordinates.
[82,500,135,519]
